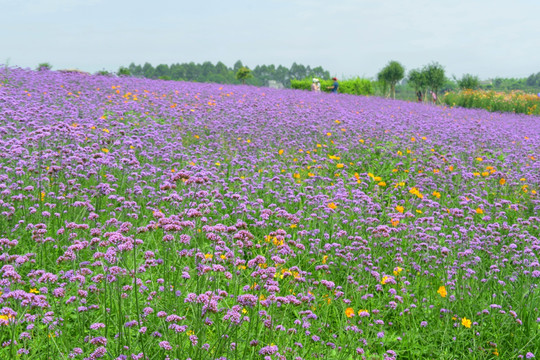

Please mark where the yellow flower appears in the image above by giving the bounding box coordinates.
[393,267,403,276]
[391,219,399,227]
[29,288,39,294]
[290,224,297,228]
[358,309,369,316]
[437,286,447,298]
[432,191,441,199]
[326,132,332,136]
[278,149,284,155]
[327,202,337,210]
[461,317,472,328]
[336,163,344,168]
[499,178,506,185]
[476,208,484,214]
[409,187,424,199]
[378,181,386,187]
[381,276,390,285]
[395,205,404,213]
[204,253,213,259]
[102,128,110,133]
[102,148,109,153]
[345,307,355,318]
[322,255,328,264]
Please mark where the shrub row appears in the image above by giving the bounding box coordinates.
[291,77,374,96]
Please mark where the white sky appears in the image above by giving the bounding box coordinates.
[2,0,539,79]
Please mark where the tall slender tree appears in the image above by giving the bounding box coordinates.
[377,60,405,99]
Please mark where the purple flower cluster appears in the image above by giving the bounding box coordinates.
[0,68,538,359]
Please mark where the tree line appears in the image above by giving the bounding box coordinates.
[119,61,330,88]
[35,61,540,96]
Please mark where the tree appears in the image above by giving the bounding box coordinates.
[290,62,307,80]
[423,62,446,96]
[201,61,215,80]
[233,60,244,73]
[456,73,479,90]
[184,62,199,81]
[236,66,252,84]
[170,63,185,80]
[215,61,229,76]
[155,64,170,80]
[526,72,540,87]
[377,60,405,99]
[142,62,155,79]
[408,69,427,91]
[128,63,143,77]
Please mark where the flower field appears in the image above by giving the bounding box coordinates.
[443,89,540,116]
[0,68,539,359]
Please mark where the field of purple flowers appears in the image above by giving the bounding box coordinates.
[0,68,539,360]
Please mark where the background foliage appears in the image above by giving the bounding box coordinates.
[290,78,374,96]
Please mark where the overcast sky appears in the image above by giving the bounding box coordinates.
[2,0,538,79]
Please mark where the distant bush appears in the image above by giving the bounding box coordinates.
[291,77,374,96]
[117,66,130,77]
[96,70,113,76]
[37,62,52,71]
[443,89,540,115]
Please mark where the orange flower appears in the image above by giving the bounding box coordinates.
[395,205,404,213]
[499,178,506,185]
[437,286,447,298]
[476,208,484,214]
[328,202,337,210]
[345,307,355,318]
